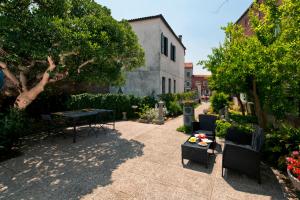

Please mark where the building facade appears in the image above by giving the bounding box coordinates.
[236,0,275,36]
[114,15,185,96]
[184,63,193,91]
[192,75,211,97]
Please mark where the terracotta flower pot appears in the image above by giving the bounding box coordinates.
[287,169,300,191]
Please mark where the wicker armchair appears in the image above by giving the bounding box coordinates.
[222,126,264,183]
[192,114,218,142]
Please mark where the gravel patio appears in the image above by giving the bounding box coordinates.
[0,103,284,200]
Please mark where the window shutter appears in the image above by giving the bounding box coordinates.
[161,33,164,54]
[174,46,176,61]
[165,37,168,56]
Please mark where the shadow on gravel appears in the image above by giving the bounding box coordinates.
[0,128,144,200]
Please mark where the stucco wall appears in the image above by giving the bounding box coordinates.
[159,20,185,94]
[114,17,185,97]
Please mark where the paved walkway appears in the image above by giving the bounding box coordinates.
[0,102,284,200]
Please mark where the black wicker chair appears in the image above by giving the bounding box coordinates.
[192,114,218,142]
[222,126,264,183]
[192,114,218,153]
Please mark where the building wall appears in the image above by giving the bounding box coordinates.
[236,0,267,36]
[117,18,161,96]
[114,17,185,96]
[192,75,211,96]
[184,68,193,91]
[159,20,185,94]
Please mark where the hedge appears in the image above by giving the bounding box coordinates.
[66,93,157,119]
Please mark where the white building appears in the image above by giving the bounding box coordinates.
[114,14,186,96]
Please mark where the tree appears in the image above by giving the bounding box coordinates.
[201,0,300,128]
[0,0,145,109]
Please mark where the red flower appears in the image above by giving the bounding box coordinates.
[287,165,293,170]
[295,169,300,175]
[292,151,299,157]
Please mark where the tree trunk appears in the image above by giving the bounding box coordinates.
[236,94,245,116]
[252,79,266,129]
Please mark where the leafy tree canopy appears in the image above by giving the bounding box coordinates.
[201,0,300,126]
[0,0,145,89]
[0,0,144,108]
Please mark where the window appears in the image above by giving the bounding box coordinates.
[186,81,190,87]
[161,33,168,56]
[173,80,176,93]
[186,72,190,77]
[168,78,171,93]
[162,77,165,94]
[170,43,176,61]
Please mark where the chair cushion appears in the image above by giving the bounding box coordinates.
[225,126,252,145]
[198,114,218,132]
[251,127,264,152]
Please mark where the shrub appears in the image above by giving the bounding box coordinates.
[0,108,28,154]
[141,95,157,108]
[159,91,198,117]
[67,93,157,120]
[215,120,232,138]
[168,101,183,116]
[24,92,70,118]
[138,105,159,122]
[263,124,300,170]
[230,110,258,124]
[176,125,191,134]
[210,92,229,113]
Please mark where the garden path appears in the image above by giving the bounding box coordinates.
[0,102,284,200]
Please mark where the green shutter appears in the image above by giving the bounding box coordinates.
[174,45,176,61]
[165,37,168,56]
[161,33,164,54]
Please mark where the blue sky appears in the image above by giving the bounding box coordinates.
[96,0,253,75]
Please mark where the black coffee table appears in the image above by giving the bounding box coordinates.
[181,136,212,168]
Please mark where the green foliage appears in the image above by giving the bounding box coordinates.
[67,93,156,119]
[229,111,258,124]
[140,95,157,108]
[159,91,198,116]
[210,92,229,112]
[215,120,232,138]
[138,105,158,122]
[201,0,300,122]
[168,101,183,117]
[176,125,191,134]
[263,124,300,170]
[0,108,28,153]
[0,0,144,89]
[26,91,70,117]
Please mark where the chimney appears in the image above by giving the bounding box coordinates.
[178,35,182,42]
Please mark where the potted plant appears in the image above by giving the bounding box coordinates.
[286,150,300,191]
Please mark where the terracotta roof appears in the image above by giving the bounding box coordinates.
[128,14,186,50]
[184,63,193,68]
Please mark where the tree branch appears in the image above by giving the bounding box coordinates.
[0,61,21,89]
[0,48,8,56]
[14,56,57,109]
[59,51,79,65]
[19,72,28,92]
[77,58,95,73]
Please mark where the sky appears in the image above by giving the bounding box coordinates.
[96,0,253,75]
